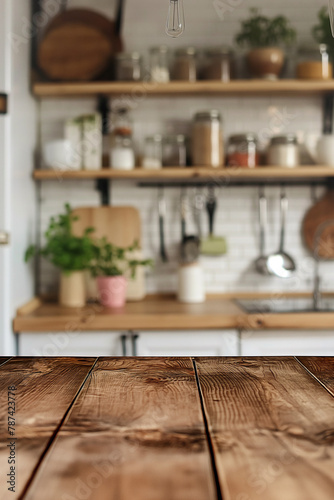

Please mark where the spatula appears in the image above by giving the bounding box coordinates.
[201,187,227,256]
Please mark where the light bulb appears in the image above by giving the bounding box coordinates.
[166,0,185,38]
[329,0,334,37]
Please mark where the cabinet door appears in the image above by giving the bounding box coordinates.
[19,332,127,357]
[136,330,239,357]
[241,330,334,356]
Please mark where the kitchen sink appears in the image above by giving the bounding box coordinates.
[235,297,334,314]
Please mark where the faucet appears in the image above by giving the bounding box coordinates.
[313,220,334,310]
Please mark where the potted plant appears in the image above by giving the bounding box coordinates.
[25,204,95,308]
[90,238,153,309]
[235,8,297,80]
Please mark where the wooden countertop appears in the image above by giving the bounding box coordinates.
[13,293,334,332]
[1,356,334,499]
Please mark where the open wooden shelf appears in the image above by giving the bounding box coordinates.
[33,166,334,182]
[32,79,334,98]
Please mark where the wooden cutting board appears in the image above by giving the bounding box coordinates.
[302,189,334,258]
[72,207,145,301]
[37,9,120,81]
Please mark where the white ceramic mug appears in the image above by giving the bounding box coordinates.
[316,135,334,167]
[43,139,80,170]
[178,262,205,304]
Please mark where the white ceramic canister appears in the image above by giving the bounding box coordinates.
[177,262,205,303]
[316,135,334,166]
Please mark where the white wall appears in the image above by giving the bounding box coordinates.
[9,0,37,348]
[38,0,334,297]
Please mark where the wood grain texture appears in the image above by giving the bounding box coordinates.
[33,79,334,97]
[0,357,11,367]
[33,166,334,181]
[0,357,95,498]
[24,358,216,500]
[195,357,334,500]
[297,357,334,397]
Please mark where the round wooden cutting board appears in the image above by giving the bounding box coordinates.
[37,9,121,81]
[303,189,334,258]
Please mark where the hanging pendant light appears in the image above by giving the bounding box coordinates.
[329,0,334,37]
[166,0,185,38]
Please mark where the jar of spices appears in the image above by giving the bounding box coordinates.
[297,44,333,80]
[172,47,197,81]
[110,135,135,170]
[201,47,234,81]
[142,135,163,169]
[227,134,260,168]
[111,107,133,137]
[150,46,170,82]
[162,135,187,167]
[267,135,300,168]
[115,52,143,81]
[192,111,224,167]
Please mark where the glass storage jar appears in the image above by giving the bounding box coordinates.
[201,47,234,81]
[267,135,300,168]
[297,44,333,80]
[162,135,187,167]
[172,47,197,81]
[110,135,135,171]
[227,134,260,168]
[111,107,133,137]
[142,135,163,169]
[192,111,224,167]
[150,46,170,82]
[115,52,143,81]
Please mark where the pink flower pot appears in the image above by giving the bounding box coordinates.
[97,276,127,309]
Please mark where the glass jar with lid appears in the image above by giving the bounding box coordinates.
[297,44,333,80]
[201,47,234,81]
[110,135,135,171]
[162,135,187,167]
[267,135,300,168]
[192,111,224,167]
[172,47,197,81]
[227,134,260,168]
[111,107,133,137]
[115,52,143,82]
[142,135,163,169]
[150,46,170,82]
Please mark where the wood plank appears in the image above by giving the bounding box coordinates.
[297,357,334,397]
[0,357,11,367]
[24,358,216,500]
[32,166,334,181]
[195,357,334,500]
[33,79,334,97]
[16,297,42,316]
[0,357,96,498]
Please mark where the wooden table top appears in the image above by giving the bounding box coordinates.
[1,356,334,500]
[13,293,334,332]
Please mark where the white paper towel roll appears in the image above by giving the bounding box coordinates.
[178,262,205,303]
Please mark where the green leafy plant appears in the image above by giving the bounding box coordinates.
[235,8,297,48]
[312,7,334,53]
[25,204,95,274]
[90,238,153,278]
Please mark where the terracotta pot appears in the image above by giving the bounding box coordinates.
[247,47,285,80]
[59,271,86,308]
[97,276,127,309]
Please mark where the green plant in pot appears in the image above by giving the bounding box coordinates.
[235,8,297,80]
[304,7,334,80]
[25,204,95,308]
[90,238,153,309]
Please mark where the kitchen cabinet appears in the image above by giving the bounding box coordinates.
[135,330,239,357]
[19,332,128,357]
[241,329,334,356]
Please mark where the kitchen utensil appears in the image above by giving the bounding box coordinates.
[267,187,296,278]
[201,187,227,256]
[166,0,185,38]
[180,190,200,263]
[158,188,168,263]
[37,3,124,81]
[72,206,145,301]
[194,188,204,241]
[303,185,334,258]
[178,262,205,303]
[254,188,271,275]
